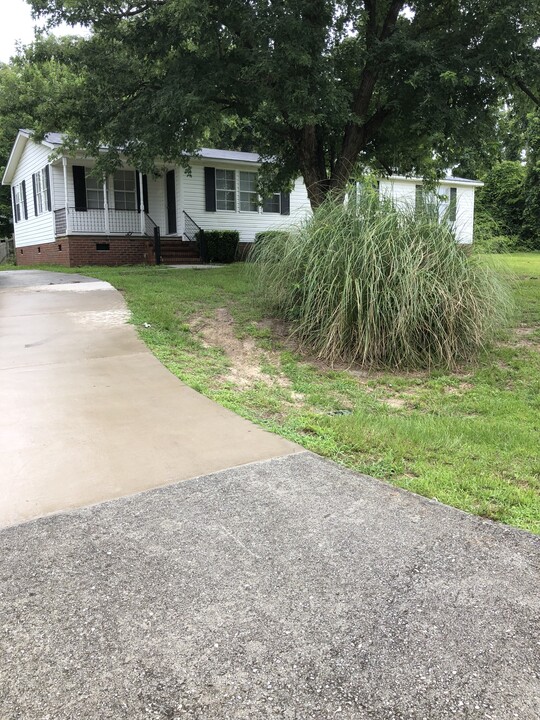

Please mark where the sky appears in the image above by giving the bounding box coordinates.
[0,0,84,63]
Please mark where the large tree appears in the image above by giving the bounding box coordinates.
[12,1,540,208]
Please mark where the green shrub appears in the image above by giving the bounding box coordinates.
[250,191,511,369]
[254,230,291,245]
[197,230,239,263]
[476,161,526,239]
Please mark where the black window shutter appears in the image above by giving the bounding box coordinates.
[73,165,87,211]
[21,180,28,220]
[32,174,38,216]
[45,166,52,211]
[204,167,216,212]
[166,170,177,234]
[143,174,149,213]
[280,191,290,216]
[136,171,141,210]
[12,187,18,223]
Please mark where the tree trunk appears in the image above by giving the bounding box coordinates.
[297,124,329,209]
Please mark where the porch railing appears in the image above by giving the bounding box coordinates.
[54,207,157,236]
[54,208,67,236]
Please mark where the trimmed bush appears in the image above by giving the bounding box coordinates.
[250,191,511,369]
[197,230,239,263]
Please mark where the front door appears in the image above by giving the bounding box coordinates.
[166,170,177,234]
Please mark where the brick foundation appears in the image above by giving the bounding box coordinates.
[16,240,71,266]
[16,236,156,267]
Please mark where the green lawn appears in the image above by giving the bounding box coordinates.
[4,253,539,533]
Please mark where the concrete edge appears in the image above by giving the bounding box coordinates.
[0,450,308,533]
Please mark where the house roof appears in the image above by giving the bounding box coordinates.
[384,174,484,188]
[197,148,261,164]
[2,129,483,187]
[1,130,63,185]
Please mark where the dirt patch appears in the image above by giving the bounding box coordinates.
[380,396,409,409]
[498,325,540,350]
[190,308,301,394]
[443,381,474,395]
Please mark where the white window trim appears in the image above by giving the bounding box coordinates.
[239,170,259,213]
[13,184,22,222]
[33,169,49,216]
[215,168,237,212]
[113,169,137,211]
[210,167,286,215]
[85,169,105,210]
[262,192,281,214]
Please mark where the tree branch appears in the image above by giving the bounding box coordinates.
[380,0,406,41]
[504,75,540,108]
[104,1,168,20]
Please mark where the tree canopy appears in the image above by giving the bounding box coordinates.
[3,0,540,212]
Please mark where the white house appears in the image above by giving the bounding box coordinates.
[377,175,482,244]
[2,130,482,266]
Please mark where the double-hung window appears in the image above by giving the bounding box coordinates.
[239,171,258,212]
[114,170,136,210]
[13,184,23,222]
[33,169,49,215]
[262,192,281,213]
[216,169,236,211]
[86,172,105,210]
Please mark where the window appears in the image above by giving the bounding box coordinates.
[86,172,105,210]
[13,184,22,222]
[33,169,49,215]
[448,187,457,222]
[216,169,236,211]
[239,171,258,212]
[114,170,136,210]
[13,181,28,221]
[262,193,281,213]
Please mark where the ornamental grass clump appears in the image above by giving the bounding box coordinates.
[251,189,511,369]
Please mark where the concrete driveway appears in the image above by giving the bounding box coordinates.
[0,270,298,527]
[1,270,538,719]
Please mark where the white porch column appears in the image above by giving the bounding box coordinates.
[103,175,110,235]
[139,171,145,235]
[62,157,70,235]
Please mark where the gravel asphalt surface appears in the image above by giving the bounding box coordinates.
[1,452,538,719]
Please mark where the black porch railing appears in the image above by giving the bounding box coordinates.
[183,211,207,262]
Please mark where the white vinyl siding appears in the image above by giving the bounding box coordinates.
[216,169,236,211]
[379,178,476,245]
[239,171,258,212]
[10,140,55,248]
[182,162,311,244]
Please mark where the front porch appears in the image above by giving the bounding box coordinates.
[52,206,203,266]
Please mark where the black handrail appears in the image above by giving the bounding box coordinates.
[183,211,207,262]
[144,213,158,236]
